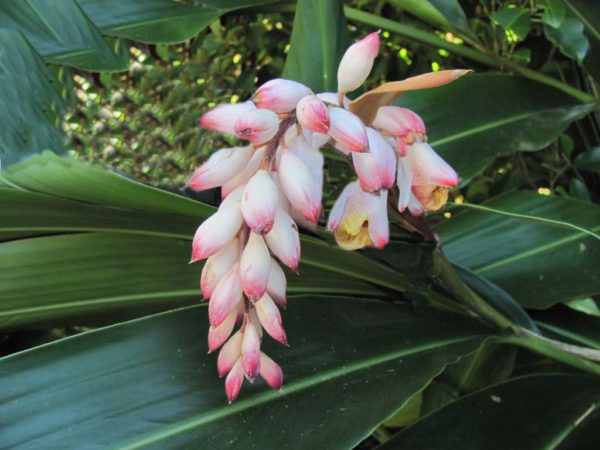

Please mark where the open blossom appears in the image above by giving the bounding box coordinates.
[190,30,465,401]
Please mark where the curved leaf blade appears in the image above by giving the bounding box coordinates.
[0,297,491,448]
[379,374,600,450]
[436,191,600,308]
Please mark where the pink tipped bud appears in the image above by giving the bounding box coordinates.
[373,106,426,145]
[201,237,240,299]
[296,95,329,133]
[289,136,324,193]
[329,107,368,152]
[222,147,266,199]
[352,152,381,193]
[225,358,244,402]
[253,78,312,113]
[326,181,357,232]
[186,146,253,191]
[208,264,243,328]
[240,232,271,302]
[265,208,301,271]
[241,321,261,380]
[407,142,459,187]
[234,109,279,145]
[367,190,389,249]
[241,170,280,234]
[208,308,237,353]
[396,155,414,212]
[199,102,256,135]
[191,205,243,262]
[337,32,380,94]
[267,258,287,308]
[279,145,322,224]
[255,293,287,345]
[365,127,396,190]
[259,352,283,389]
[217,331,243,377]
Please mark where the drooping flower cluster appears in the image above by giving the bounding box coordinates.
[188,31,464,402]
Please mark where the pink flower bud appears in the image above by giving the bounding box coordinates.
[242,170,280,234]
[373,106,426,150]
[241,321,261,380]
[279,146,322,224]
[253,78,312,113]
[265,208,301,271]
[199,102,256,135]
[208,264,243,328]
[296,95,329,133]
[186,146,253,191]
[191,204,243,262]
[367,128,396,189]
[367,190,389,249]
[240,232,271,302]
[396,155,414,212]
[289,136,324,192]
[201,237,240,299]
[208,308,237,353]
[267,258,287,308]
[352,152,381,193]
[259,352,283,390]
[217,331,242,377]
[234,109,279,145]
[225,358,244,402]
[255,293,288,345]
[328,107,368,153]
[407,142,459,187]
[337,32,380,94]
[222,146,266,199]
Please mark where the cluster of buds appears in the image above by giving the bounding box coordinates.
[188,31,463,402]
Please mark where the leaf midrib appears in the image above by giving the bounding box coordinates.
[116,335,483,450]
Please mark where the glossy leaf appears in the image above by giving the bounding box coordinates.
[379,374,600,450]
[491,6,531,40]
[540,0,566,28]
[388,0,469,32]
[0,296,491,448]
[282,0,349,92]
[544,17,590,64]
[396,74,595,183]
[436,191,600,308]
[0,31,65,169]
[78,0,220,44]
[565,0,600,80]
[0,0,126,71]
[575,146,600,173]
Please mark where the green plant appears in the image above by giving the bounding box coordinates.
[1,1,599,448]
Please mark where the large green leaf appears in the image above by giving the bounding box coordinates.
[0,154,413,328]
[379,374,600,450]
[77,0,221,44]
[282,0,349,92]
[564,0,600,80]
[396,74,594,183]
[0,296,491,448]
[533,305,600,350]
[0,0,126,71]
[436,191,600,308]
[0,31,65,168]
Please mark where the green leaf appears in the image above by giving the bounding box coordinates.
[454,265,539,333]
[544,17,590,64]
[575,147,600,173]
[436,191,600,308]
[569,178,591,202]
[565,298,600,317]
[388,0,470,32]
[0,297,491,448]
[396,74,594,183]
[282,0,349,92]
[378,374,600,450]
[78,0,221,44]
[564,0,600,79]
[533,305,600,350]
[491,6,532,40]
[0,0,127,71]
[0,30,65,169]
[540,0,566,28]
